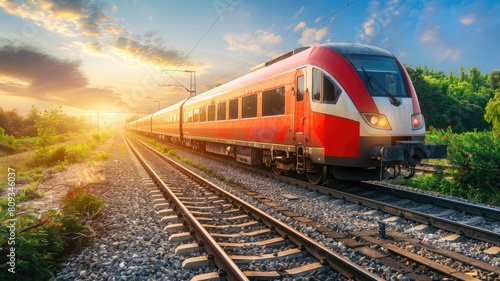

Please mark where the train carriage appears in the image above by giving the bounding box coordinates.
[128,43,446,183]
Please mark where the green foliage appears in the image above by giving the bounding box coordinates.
[92,151,110,161]
[35,107,64,148]
[0,186,103,280]
[65,144,90,163]
[404,128,500,205]
[31,144,90,167]
[0,105,91,156]
[61,186,103,218]
[485,92,500,131]
[406,65,496,132]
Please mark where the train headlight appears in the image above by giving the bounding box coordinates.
[361,113,391,130]
[411,113,424,130]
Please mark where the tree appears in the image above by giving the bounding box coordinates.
[488,69,500,90]
[22,106,42,136]
[407,65,493,132]
[0,108,25,137]
[485,92,500,131]
[35,107,64,148]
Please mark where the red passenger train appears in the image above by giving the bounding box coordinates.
[127,43,446,184]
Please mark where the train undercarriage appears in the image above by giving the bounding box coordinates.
[149,134,445,184]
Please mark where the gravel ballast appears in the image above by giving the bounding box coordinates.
[52,135,192,281]
[52,134,499,280]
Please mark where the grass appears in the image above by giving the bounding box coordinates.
[0,131,114,280]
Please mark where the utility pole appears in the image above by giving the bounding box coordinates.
[154,100,161,111]
[159,69,196,97]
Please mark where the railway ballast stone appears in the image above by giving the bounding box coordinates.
[51,135,194,281]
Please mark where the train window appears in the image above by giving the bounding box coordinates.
[297,75,304,101]
[242,94,257,118]
[193,108,199,123]
[323,75,342,104]
[312,68,341,104]
[229,99,238,120]
[348,55,409,97]
[262,87,285,116]
[200,107,206,122]
[187,110,193,123]
[208,104,215,121]
[217,102,226,120]
[312,69,321,102]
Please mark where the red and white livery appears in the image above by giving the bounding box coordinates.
[127,43,446,183]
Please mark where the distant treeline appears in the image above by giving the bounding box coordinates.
[0,106,90,156]
[0,106,89,138]
[405,65,500,133]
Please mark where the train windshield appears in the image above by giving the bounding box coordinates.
[348,55,409,98]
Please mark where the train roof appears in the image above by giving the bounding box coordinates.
[151,43,396,111]
[128,99,187,125]
[324,43,394,57]
[184,46,315,106]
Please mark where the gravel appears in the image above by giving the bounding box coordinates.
[51,135,198,281]
[52,135,499,280]
[169,148,499,276]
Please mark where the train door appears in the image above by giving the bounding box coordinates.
[294,70,306,141]
[294,70,306,174]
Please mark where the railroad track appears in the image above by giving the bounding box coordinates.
[123,133,381,280]
[127,133,500,280]
[415,162,451,175]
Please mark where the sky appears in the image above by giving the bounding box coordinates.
[0,0,499,126]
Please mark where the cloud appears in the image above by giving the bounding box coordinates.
[0,0,115,38]
[292,6,305,20]
[112,35,185,68]
[298,26,328,46]
[0,43,127,110]
[0,0,202,69]
[224,29,282,53]
[357,0,420,47]
[459,15,475,26]
[0,43,87,95]
[294,21,306,32]
[419,24,440,43]
[418,24,461,61]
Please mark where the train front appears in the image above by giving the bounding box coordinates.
[319,44,447,180]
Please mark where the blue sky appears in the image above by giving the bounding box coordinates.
[0,0,499,119]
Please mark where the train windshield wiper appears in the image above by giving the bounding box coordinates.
[361,66,401,106]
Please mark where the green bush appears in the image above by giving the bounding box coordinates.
[92,151,109,161]
[405,128,500,205]
[61,186,103,218]
[31,144,90,167]
[65,144,89,163]
[0,186,103,280]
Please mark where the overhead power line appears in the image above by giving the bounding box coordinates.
[174,0,234,72]
[210,0,360,85]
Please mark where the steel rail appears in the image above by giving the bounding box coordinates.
[233,161,500,244]
[123,134,249,281]
[329,185,500,244]
[359,181,500,220]
[126,133,383,281]
[129,132,500,245]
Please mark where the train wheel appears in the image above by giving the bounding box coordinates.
[272,165,281,175]
[306,165,327,185]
